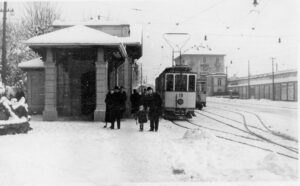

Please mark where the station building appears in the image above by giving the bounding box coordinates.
[227,69,297,101]
[174,48,226,96]
[19,20,142,121]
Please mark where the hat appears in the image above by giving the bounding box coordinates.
[147,87,153,91]
[114,86,119,90]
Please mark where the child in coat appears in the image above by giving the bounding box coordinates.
[135,105,148,131]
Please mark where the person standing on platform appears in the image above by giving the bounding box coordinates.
[130,89,141,115]
[144,87,162,132]
[110,86,123,129]
[104,89,114,128]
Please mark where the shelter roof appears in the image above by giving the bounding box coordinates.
[25,25,124,47]
[52,20,142,46]
[25,25,127,57]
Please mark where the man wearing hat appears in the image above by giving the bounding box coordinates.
[143,87,162,132]
[110,86,123,129]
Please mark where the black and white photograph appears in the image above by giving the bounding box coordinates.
[0,0,298,185]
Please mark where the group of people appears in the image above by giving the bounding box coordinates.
[105,86,162,132]
[104,86,127,129]
[0,87,30,121]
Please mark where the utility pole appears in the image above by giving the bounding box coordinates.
[248,60,251,99]
[0,2,13,85]
[225,66,228,92]
[271,57,276,101]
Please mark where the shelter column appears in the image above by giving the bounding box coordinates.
[94,48,107,121]
[43,48,58,121]
[123,57,132,117]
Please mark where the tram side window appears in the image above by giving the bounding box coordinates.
[166,74,174,91]
[175,74,187,91]
[188,75,196,91]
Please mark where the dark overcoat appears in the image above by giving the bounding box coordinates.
[111,92,124,119]
[105,92,113,122]
[144,93,162,120]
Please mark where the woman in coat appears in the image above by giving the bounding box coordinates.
[104,89,114,128]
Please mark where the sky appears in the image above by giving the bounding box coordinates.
[5,0,298,84]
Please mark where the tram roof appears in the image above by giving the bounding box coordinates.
[161,65,197,74]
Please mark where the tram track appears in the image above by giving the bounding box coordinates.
[210,104,298,143]
[208,100,297,110]
[194,109,298,154]
[170,120,298,160]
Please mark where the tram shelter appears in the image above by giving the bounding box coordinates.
[21,23,142,121]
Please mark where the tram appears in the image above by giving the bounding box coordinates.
[155,65,197,120]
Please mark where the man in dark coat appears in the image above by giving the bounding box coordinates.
[110,86,123,129]
[144,87,162,132]
[130,89,141,115]
[104,89,114,128]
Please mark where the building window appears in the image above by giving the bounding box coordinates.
[218,78,222,86]
[203,57,206,63]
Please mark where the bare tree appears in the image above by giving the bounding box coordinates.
[22,2,61,37]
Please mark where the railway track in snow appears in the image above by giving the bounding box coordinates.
[195,109,298,153]
[169,108,298,160]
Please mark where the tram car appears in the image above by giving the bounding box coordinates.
[155,65,197,120]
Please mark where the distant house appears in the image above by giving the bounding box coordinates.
[174,48,226,96]
[228,69,297,101]
[19,20,143,121]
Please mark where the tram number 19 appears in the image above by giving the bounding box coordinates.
[177,93,183,98]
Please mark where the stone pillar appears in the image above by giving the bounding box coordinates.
[43,48,58,121]
[123,57,132,117]
[94,48,107,121]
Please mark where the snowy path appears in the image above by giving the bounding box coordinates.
[0,103,298,185]
[0,117,182,186]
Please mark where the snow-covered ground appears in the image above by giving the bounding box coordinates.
[0,98,298,186]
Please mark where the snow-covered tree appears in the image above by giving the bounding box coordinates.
[0,2,61,88]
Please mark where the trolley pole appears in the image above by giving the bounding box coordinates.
[248,60,250,99]
[172,50,174,67]
[271,57,276,101]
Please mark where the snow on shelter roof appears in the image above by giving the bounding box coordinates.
[18,58,44,69]
[25,25,127,56]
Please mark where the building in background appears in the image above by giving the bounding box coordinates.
[19,20,142,121]
[174,48,226,96]
[228,69,297,101]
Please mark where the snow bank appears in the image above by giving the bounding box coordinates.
[165,128,298,181]
[182,128,215,140]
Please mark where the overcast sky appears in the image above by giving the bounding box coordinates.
[7,0,298,84]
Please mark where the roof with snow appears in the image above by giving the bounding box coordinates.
[25,25,123,46]
[18,58,44,69]
[52,20,142,46]
[53,20,129,26]
[25,25,127,57]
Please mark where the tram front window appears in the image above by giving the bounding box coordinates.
[175,74,187,91]
[166,74,174,91]
[188,75,196,91]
